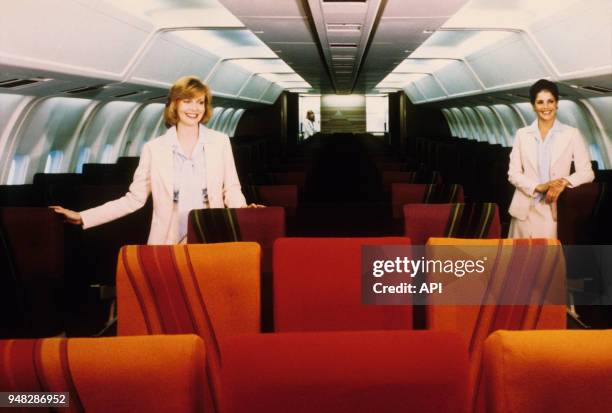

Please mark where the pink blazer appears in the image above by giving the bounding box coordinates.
[508,121,594,221]
[80,127,246,244]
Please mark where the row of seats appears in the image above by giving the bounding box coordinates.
[2,178,608,338]
[3,239,605,412]
[4,328,609,413]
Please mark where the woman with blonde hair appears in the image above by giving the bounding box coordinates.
[52,76,256,244]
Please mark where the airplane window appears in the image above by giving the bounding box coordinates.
[78,101,138,164]
[557,100,605,167]
[227,109,245,137]
[584,96,612,168]
[100,144,116,164]
[0,93,25,131]
[450,107,470,138]
[462,107,483,141]
[6,155,29,185]
[122,103,164,156]
[208,107,225,130]
[217,108,235,133]
[75,147,91,174]
[475,106,504,145]
[6,97,90,183]
[441,109,459,137]
[44,150,64,173]
[513,102,536,126]
[492,104,525,146]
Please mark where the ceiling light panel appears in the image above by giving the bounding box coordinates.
[105,0,243,27]
[380,73,427,83]
[259,73,305,82]
[175,30,277,59]
[444,0,581,29]
[326,23,362,32]
[412,30,514,59]
[393,58,453,73]
[231,59,294,73]
[277,81,312,88]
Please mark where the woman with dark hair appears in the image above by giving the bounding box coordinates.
[507,79,594,238]
[52,76,257,244]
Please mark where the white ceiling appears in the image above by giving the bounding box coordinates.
[220,0,469,94]
[0,0,609,103]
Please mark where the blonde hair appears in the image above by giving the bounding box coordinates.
[164,76,213,127]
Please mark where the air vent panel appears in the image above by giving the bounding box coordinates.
[329,43,358,48]
[63,85,105,95]
[581,85,612,93]
[327,23,361,31]
[0,78,48,88]
[114,91,140,98]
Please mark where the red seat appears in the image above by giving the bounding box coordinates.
[403,203,501,244]
[273,237,412,332]
[391,183,464,218]
[484,330,612,413]
[245,185,298,217]
[0,335,206,413]
[221,331,470,413]
[269,172,307,191]
[188,207,285,274]
[117,243,261,412]
[426,238,566,413]
[0,207,64,338]
[188,208,285,332]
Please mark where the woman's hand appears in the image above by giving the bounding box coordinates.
[246,203,266,208]
[545,178,569,203]
[535,183,549,194]
[49,206,83,225]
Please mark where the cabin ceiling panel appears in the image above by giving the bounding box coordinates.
[466,34,549,90]
[220,0,325,93]
[240,76,271,100]
[237,17,315,43]
[131,35,201,86]
[403,83,426,103]
[435,60,481,96]
[261,84,283,104]
[567,74,612,91]
[415,76,446,100]
[208,62,251,96]
[220,0,306,17]
[531,0,611,77]
[373,18,444,43]
[382,0,469,17]
[1,0,150,77]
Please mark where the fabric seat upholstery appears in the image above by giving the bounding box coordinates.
[221,331,470,413]
[0,334,205,413]
[403,203,501,244]
[273,237,412,332]
[392,183,464,218]
[483,330,612,413]
[425,238,566,413]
